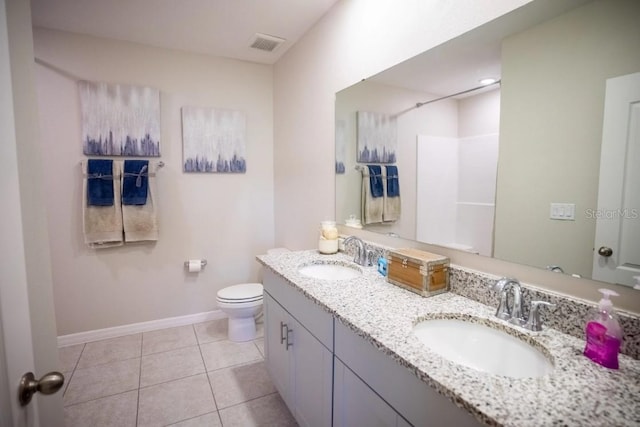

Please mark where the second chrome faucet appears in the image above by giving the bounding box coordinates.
[493,277,555,331]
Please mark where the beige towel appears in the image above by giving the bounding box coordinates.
[383,166,401,222]
[122,162,159,242]
[361,167,383,224]
[82,161,124,248]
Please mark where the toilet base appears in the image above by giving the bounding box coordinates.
[228,316,258,342]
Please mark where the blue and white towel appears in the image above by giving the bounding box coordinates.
[383,165,401,222]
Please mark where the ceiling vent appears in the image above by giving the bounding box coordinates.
[249,33,285,52]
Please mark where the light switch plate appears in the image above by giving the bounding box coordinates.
[550,203,575,220]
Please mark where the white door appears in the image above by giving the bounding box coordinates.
[0,1,64,425]
[592,72,640,286]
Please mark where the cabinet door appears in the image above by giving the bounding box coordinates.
[290,320,333,427]
[334,358,405,427]
[264,292,293,408]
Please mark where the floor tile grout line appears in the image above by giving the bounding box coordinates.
[61,342,85,397]
[195,323,221,420]
[74,354,142,372]
[193,322,228,426]
[160,410,219,427]
[218,391,281,412]
[63,387,139,408]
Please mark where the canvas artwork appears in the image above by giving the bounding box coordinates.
[335,119,346,174]
[182,106,247,173]
[79,81,161,156]
[356,111,397,163]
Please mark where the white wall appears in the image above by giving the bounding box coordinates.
[273,0,532,250]
[33,28,274,335]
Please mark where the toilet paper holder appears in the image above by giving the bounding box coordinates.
[184,259,207,269]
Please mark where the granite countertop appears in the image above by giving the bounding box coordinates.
[257,250,640,427]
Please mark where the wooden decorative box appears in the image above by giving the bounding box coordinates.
[387,248,450,297]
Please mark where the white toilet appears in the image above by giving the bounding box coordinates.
[217,248,288,342]
[216,283,264,342]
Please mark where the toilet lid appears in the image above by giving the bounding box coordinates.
[217,283,263,301]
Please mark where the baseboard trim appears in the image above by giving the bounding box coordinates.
[57,310,227,347]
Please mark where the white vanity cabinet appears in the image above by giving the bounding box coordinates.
[334,357,411,427]
[263,270,333,427]
[263,268,481,427]
[334,321,482,427]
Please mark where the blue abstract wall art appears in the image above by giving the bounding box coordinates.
[356,111,397,163]
[182,106,247,173]
[79,81,161,157]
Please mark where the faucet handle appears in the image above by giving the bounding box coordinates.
[524,301,555,331]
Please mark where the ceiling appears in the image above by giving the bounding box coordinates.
[30,0,340,64]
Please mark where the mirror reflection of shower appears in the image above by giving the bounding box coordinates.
[415,83,500,257]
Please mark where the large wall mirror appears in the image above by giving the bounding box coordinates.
[335,0,640,287]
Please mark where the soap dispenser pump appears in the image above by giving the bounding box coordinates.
[583,289,622,369]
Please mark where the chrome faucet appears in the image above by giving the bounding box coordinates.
[492,278,525,326]
[343,236,371,266]
[493,278,556,330]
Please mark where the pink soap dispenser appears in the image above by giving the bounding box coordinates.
[583,289,622,369]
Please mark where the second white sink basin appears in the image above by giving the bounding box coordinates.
[413,318,553,378]
[298,262,362,281]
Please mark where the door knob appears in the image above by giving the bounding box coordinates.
[19,371,64,406]
[598,246,613,257]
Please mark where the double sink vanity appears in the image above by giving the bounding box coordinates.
[257,245,640,426]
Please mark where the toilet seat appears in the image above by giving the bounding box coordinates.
[216,283,263,303]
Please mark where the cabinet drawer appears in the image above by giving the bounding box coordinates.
[262,269,333,351]
[334,321,481,427]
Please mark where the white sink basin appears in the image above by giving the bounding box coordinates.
[298,262,362,281]
[412,318,553,378]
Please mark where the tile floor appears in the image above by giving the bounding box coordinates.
[58,318,298,426]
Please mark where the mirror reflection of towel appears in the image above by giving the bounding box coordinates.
[385,165,400,197]
[361,166,383,224]
[367,165,383,197]
[383,165,401,222]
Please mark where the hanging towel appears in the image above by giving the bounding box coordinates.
[122,161,159,242]
[82,160,123,248]
[361,166,383,224]
[385,165,400,197]
[87,159,114,206]
[383,165,401,222]
[122,160,149,205]
[367,165,384,198]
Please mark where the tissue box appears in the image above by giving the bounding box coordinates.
[387,248,449,297]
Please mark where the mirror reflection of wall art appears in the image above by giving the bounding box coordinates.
[181,106,247,173]
[79,81,161,156]
[356,111,397,163]
[335,119,346,174]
